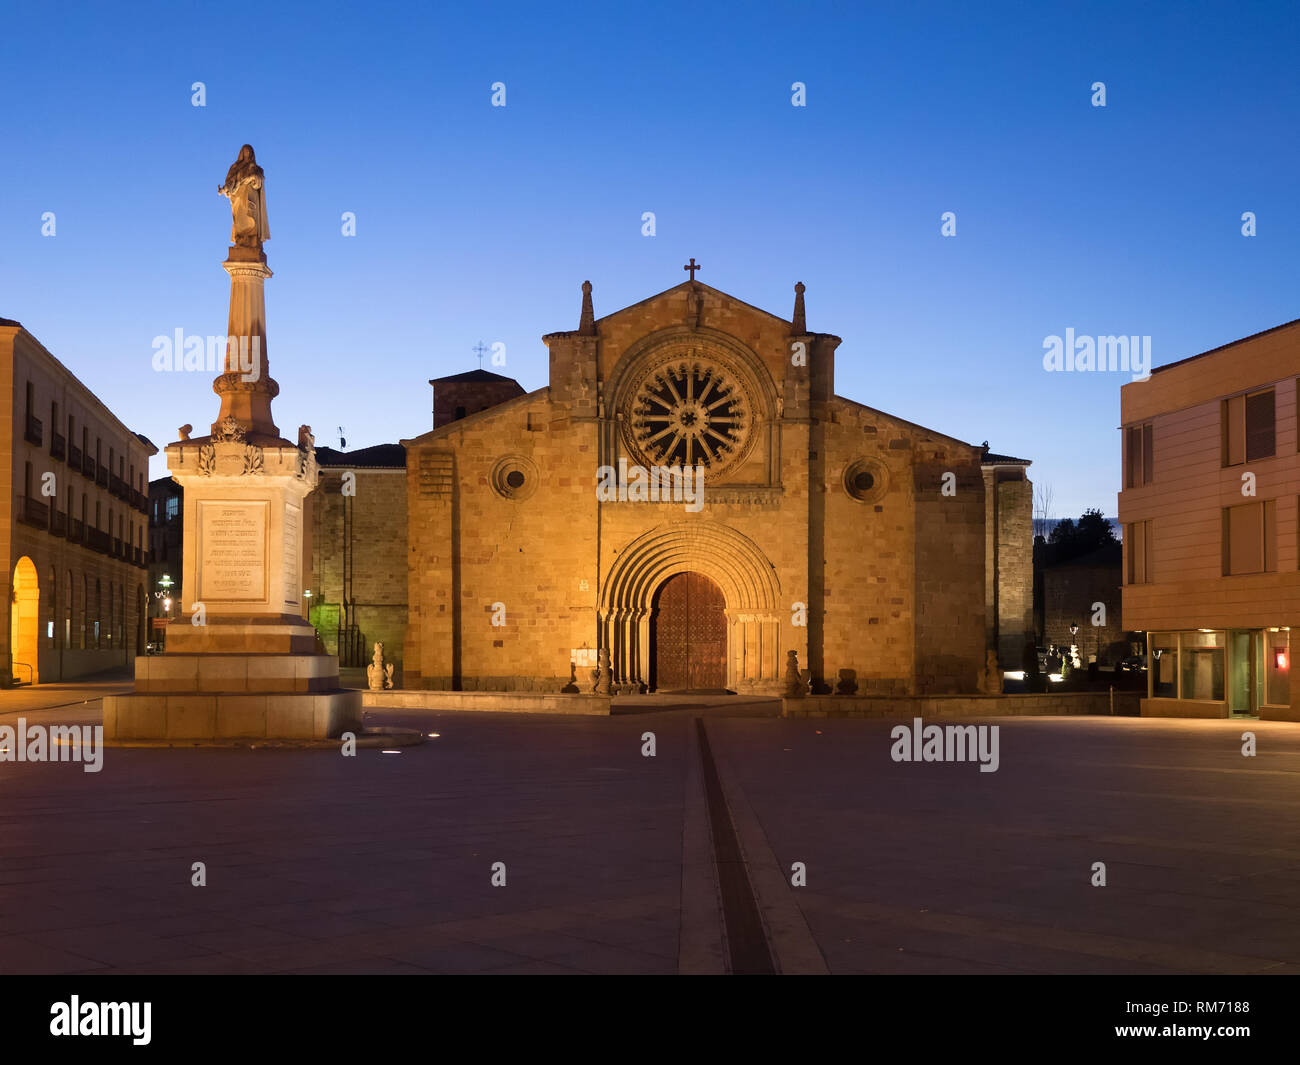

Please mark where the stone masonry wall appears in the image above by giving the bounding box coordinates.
[310,466,407,670]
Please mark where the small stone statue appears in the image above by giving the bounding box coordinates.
[591,647,612,695]
[834,668,858,696]
[177,424,193,441]
[298,424,314,450]
[783,649,805,699]
[367,642,394,691]
[219,144,270,249]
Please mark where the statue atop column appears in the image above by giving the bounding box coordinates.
[219,144,270,250]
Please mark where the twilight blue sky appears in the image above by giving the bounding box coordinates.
[1,0,1297,517]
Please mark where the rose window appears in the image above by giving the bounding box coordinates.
[628,362,751,470]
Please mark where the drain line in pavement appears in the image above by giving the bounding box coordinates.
[695,717,775,975]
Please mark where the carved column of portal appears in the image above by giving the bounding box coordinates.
[630,607,649,691]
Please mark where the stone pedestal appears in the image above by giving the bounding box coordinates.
[104,435,360,741]
[104,220,360,742]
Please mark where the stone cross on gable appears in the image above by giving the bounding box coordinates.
[683,257,701,281]
[473,340,488,367]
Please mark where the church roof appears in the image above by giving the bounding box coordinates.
[0,317,22,328]
[428,369,520,385]
[315,443,406,468]
[981,449,1030,466]
[833,395,980,452]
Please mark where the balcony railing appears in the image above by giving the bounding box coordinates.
[24,414,42,447]
[16,495,49,528]
[82,454,96,479]
[50,509,67,536]
[133,489,149,513]
[110,474,123,498]
[68,443,83,470]
[50,432,66,462]
[133,545,144,567]
[113,537,123,558]
[86,528,110,553]
[96,464,108,488]
[68,518,84,543]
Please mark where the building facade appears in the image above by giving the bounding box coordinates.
[1119,317,1300,719]
[1,319,155,684]
[402,278,1032,695]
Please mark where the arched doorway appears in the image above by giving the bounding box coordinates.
[599,520,783,692]
[651,571,727,691]
[10,557,40,684]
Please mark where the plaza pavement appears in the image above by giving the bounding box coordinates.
[1,682,1298,974]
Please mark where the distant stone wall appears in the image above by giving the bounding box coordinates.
[1043,562,1124,664]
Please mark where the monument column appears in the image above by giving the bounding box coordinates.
[214,246,279,437]
[103,144,360,742]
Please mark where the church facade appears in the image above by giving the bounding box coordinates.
[402,277,1031,695]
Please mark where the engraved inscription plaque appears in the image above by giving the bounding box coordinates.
[283,503,301,606]
[198,501,268,602]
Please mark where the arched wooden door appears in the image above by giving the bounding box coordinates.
[651,571,727,691]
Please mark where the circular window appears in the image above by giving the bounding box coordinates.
[619,346,760,479]
[843,459,888,503]
[490,455,539,501]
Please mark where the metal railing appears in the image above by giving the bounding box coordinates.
[16,494,49,528]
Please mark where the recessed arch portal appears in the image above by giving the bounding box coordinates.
[599,521,782,692]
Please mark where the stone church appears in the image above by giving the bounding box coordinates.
[400,274,1033,695]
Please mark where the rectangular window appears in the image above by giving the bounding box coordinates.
[1151,633,1179,698]
[1246,390,1275,460]
[1223,389,1275,466]
[1125,424,1154,488]
[1126,520,1152,583]
[166,496,180,520]
[1180,630,1225,701]
[1223,500,1276,575]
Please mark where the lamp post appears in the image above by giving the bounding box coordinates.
[152,574,175,651]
